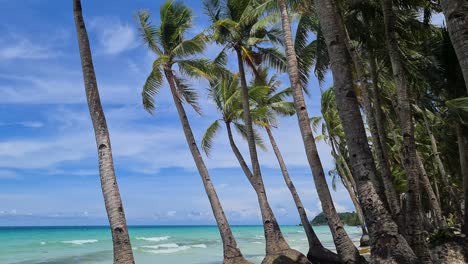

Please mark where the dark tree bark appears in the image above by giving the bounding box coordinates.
[381,0,432,261]
[416,152,446,229]
[343,27,402,226]
[441,0,468,93]
[278,0,366,263]
[457,123,468,236]
[311,0,419,262]
[73,1,134,263]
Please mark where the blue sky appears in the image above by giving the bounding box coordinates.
[0,0,359,226]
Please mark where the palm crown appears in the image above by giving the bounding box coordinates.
[138,0,213,114]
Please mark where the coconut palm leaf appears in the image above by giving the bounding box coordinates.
[201,120,221,156]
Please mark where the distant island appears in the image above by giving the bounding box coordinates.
[310,212,361,226]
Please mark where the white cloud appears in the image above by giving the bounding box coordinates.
[18,121,44,128]
[90,17,138,55]
[0,35,56,60]
[166,211,177,217]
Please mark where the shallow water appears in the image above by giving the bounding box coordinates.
[0,225,363,264]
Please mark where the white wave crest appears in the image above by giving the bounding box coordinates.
[143,246,190,254]
[191,244,207,248]
[136,236,170,242]
[62,239,98,245]
[141,243,179,249]
[40,241,46,245]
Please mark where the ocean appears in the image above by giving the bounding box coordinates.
[0,225,363,264]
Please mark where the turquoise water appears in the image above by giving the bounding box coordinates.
[0,225,363,264]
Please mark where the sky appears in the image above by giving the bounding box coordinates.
[0,0,439,226]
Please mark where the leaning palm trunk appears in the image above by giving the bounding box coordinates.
[73,1,134,263]
[278,1,366,263]
[343,28,402,226]
[441,0,468,93]
[265,127,341,263]
[381,0,433,261]
[416,152,446,229]
[457,123,468,235]
[329,137,368,243]
[164,68,250,264]
[311,0,419,262]
[335,157,369,247]
[225,123,309,264]
[422,115,452,188]
[422,114,461,217]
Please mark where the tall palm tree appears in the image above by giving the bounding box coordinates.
[203,1,309,262]
[380,0,432,261]
[441,0,468,92]
[73,1,135,263]
[137,2,249,263]
[342,23,401,225]
[269,1,367,262]
[311,88,369,244]
[284,0,418,262]
[201,72,310,263]
[251,69,341,263]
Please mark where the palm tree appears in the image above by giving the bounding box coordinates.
[291,0,419,262]
[137,2,249,263]
[441,0,468,93]
[380,0,432,261]
[272,1,367,262]
[311,88,369,246]
[201,71,310,263]
[73,1,134,263]
[342,23,402,225]
[251,69,341,263]
[203,1,309,262]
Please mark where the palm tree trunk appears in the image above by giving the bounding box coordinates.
[422,114,461,218]
[416,152,446,229]
[265,127,341,263]
[381,0,432,261]
[164,68,250,264]
[422,115,451,187]
[335,158,369,242]
[226,125,309,264]
[310,0,419,262]
[329,139,365,233]
[225,124,309,263]
[441,0,468,93]
[343,28,402,226]
[456,123,468,235]
[73,1,134,263]
[233,48,308,263]
[278,1,366,263]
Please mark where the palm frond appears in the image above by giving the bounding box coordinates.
[201,120,221,156]
[172,33,207,58]
[176,58,213,80]
[174,76,202,115]
[142,66,164,113]
[234,122,267,151]
[257,47,287,72]
[137,10,163,55]
[309,116,322,132]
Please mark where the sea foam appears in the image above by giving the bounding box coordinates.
[191,244,207,248]
[143,246,190,254]
[62,239,98,245]
[141,243,179,249]
[136,236,170,242]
